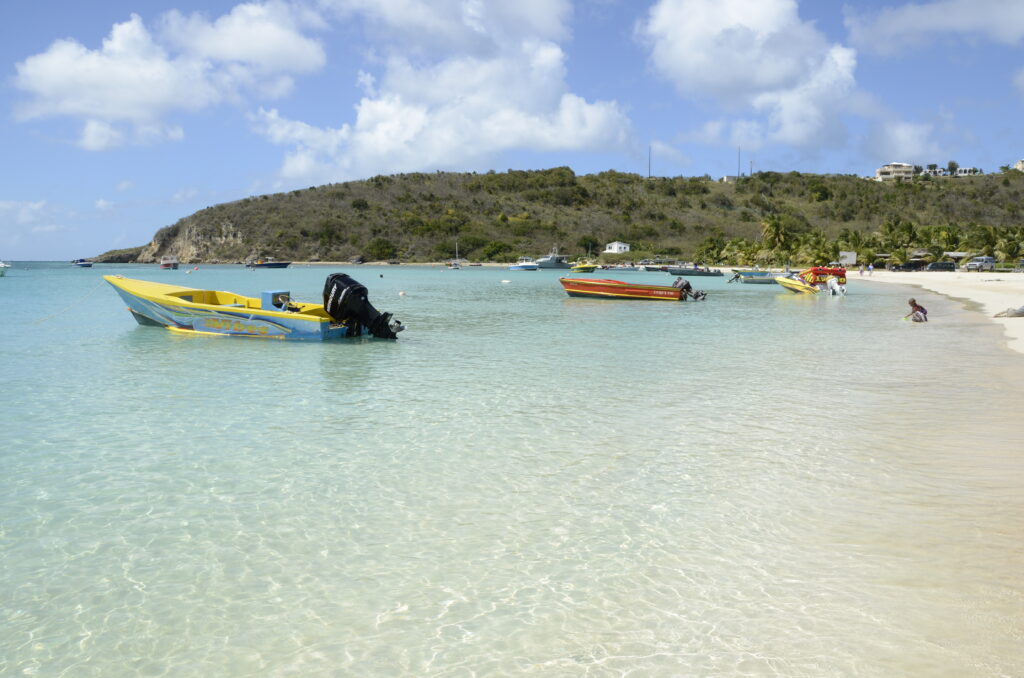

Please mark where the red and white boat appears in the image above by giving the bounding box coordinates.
[559,277,694,301]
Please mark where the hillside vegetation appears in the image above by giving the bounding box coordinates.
[97,166,1024,267]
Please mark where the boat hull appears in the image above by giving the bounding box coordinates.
[246,262,291,268]
[559,277,684,301]
[775,276,820,294]
[731,270,777,284]
[104,276,362,340]
[666,267,722,276]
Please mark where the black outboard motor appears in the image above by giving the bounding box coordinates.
[323,273,404,339]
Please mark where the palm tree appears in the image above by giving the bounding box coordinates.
[964,224,998,256]
[760,214,789,252]
[720,238,756,265]
[995,237,1022,264]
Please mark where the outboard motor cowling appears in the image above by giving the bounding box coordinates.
[323,273,404,339]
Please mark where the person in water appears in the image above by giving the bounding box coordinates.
[905,298,928,322]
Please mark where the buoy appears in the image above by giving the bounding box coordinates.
[501,280,511,284]
[399,291,406,296]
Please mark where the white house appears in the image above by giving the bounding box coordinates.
[604,241,630,254]
[920,168,946,177]
[875,162,914,181]
[955,167,980,177]
[1015,159,1024,172]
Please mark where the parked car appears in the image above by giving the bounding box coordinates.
[891,259,926,271]
[926,261,956,271]
[965,256,995,272]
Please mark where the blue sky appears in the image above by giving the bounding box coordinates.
[3,0,1024,259]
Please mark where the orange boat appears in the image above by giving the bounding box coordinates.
[559,277,702,301]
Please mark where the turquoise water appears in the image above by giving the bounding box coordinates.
[2,262,1022,677]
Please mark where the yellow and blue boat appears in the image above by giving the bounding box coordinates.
[570,262,597,273]
[104,273,403,340]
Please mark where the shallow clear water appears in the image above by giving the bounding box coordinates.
[2,262,1022,677]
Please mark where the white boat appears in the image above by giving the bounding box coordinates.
[535,247,570,269]
[448,240,461,269]
[0,260,10,276]
[509,257,539,271]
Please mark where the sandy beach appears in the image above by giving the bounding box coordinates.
[851,269,1024,355]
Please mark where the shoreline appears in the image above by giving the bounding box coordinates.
[298,262,1024,354]
[849,270,1024,355]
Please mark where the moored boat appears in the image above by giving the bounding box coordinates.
[535,247,570,269]
[159,255,179,270]
[509,257,539,271]
[71,258,93,268]
[775,266,847,294]
[728,269,777,284]
[559,277,705,301]
[0,260,10,276]
[570,261,597,273]
[666,264,723,276]
[104,273,403,340]
[246,257,291,269]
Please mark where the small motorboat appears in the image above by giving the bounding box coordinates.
[245,257,291,269]
[0,260,10,276]
[775,266,847,294]
[71,258,93,268]
[559,277,705,301]
[728,269,776,284]
[509,257,539,271]
[666,265,723,276]
[535,247,571,269]
[104,273,404,340]
[570,262,597,273]
[159,255,180,270]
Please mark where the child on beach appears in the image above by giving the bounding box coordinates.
[905,298,928,322]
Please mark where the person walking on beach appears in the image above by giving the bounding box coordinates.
[905,298,928,322]
[868,263,874,276]
[859,264,865,276]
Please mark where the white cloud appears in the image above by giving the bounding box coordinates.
[95,199,114,210]
[13,3,324,149]
[172,188,200,202]
[0,200,48,225]
[864,121,942,164]
[752,44,856,146]
[638,0,857,150]
[161,2,325,72]
[116,180,135,192]
[1014,67,1024,97]
[321,0,570,53]
[0,200,64,247]
[649,140,690,168]
[846,0,1024,55]
[252,4,632,183]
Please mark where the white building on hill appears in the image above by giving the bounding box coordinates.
[875,162,914,181]
[604,241,630,254]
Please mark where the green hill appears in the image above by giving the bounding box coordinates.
[96,166,1024,267]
